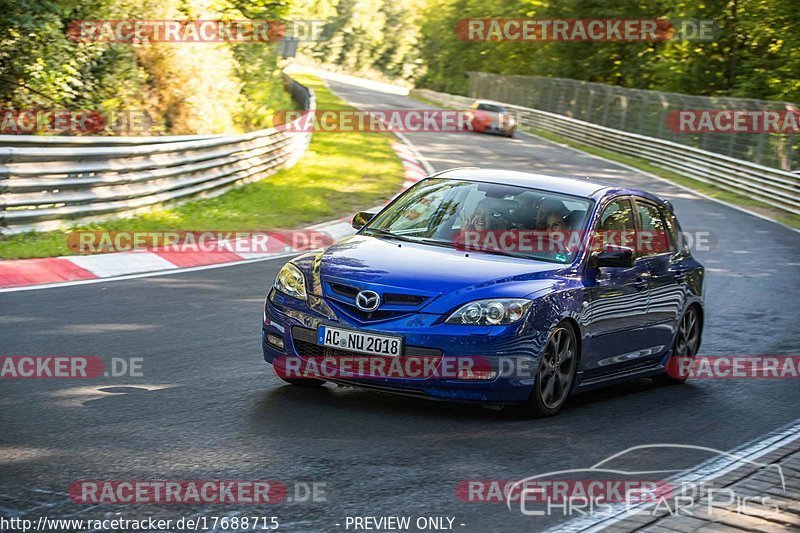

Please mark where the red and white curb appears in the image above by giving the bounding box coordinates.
[0,137,431,292]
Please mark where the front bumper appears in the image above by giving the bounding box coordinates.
[262,289,545,404]
[480,124,516,136]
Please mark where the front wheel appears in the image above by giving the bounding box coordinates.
[660,306,702,384]
[518,322,578,418]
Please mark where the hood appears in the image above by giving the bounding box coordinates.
[294,235,569,315]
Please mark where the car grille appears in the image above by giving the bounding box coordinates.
[328,303,411,322]
[324,281,431,322]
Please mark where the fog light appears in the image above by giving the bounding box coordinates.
[457,369,498,380]
[266,334,284,350]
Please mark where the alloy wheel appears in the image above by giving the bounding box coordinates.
[670,306,701,380]
[537,326,577,410]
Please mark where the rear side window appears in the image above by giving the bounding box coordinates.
[635,201,673,256]
[659,205,686,254]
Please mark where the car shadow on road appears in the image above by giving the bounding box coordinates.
[251,376,707,426]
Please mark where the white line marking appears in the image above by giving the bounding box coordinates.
[0,251,301,294]
[67,251,178,277]
[393,131,436,174]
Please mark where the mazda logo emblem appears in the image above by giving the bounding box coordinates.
[355,290,381,312]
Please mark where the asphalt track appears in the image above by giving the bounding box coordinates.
[0,79,798,532]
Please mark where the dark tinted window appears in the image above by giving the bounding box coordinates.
[476,103,507,113]
[365,178,593,263]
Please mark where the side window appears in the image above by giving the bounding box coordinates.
[635,201,671,256]
[658,206,681,252]
[658,207,688,252]
[597,198,636,249]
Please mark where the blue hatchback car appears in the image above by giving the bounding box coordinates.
[262,168,704,417]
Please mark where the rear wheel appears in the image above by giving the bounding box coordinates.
[660,306,701,384]
[519,322,578,418]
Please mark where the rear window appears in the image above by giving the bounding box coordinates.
[476,103,507,113]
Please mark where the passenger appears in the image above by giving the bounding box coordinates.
[544,212,568,232]
[463,198,511,231]
[536,199,569,230]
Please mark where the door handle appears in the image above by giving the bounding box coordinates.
[633,274,650,290]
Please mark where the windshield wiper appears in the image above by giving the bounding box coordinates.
[415,238,459,249]
[479,249,531,259]
[466,247,554,260]
[364,228,416,242]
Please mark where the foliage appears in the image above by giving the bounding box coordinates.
[0,75,405,258]
[309,0,799,101]
[0,0,294,134]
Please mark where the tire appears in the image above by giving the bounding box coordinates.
[658,305,702,385]
[518,321,579,418]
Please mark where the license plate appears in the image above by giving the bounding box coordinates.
[317,325,403,357]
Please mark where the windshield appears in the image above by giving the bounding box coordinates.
[363,178,593,263]
[476,103,507,113]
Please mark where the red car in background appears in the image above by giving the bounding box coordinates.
[464,100,517,138]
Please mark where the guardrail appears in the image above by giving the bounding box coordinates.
[466,72,800,172]
[412,88,800,216]
[0,74,314,234]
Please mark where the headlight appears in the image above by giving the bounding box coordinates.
[445,298,532,325]
[274,262,307,301]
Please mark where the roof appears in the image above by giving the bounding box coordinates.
[429,168,670,207]
[432,167,610,198]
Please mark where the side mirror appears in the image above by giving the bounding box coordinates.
[588,245,635,269]
[352,211,377,230]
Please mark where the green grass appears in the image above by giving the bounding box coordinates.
[408,93,800,230]
[0,75,406,259]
